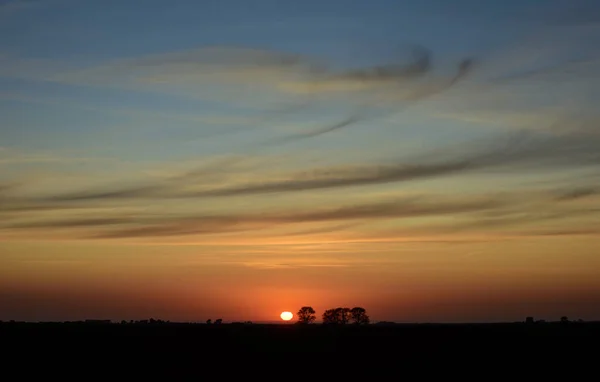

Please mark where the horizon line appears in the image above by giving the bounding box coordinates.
[2,319,593,325]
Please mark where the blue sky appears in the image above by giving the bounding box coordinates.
[0,0,598,196]
[0,0,544,56]
[1,0,599,192]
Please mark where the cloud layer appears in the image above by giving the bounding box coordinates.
[16,124,597,205]
[2,22,600,244]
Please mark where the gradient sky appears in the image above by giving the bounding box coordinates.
[1,0,600,323]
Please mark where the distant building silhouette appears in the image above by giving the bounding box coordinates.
[526,317,535,324]
[375,321,397,326]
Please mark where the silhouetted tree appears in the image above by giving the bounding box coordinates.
[322,307,352,324]
[322,309,339,324]
[350,307,370,325]
[297,306,316,324]
[561,316,569,324]
[335,307,351,324]
[214,318,223,325]
[206,319,212,324]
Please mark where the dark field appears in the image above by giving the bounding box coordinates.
[2,321,598,377]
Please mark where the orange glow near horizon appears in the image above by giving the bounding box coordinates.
[2,236,600,323]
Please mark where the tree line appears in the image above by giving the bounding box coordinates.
[297,306,370,324]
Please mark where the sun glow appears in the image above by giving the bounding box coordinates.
[280,311,293,321]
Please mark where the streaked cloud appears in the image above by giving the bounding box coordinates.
[25,124,599,203]
[0,148,117,166]
[2,186,599,242]
[2,14,600,247]
[35,45,474,141]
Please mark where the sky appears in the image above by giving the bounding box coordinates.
[1,0,600,323]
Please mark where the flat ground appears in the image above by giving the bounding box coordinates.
[2,322,598,377]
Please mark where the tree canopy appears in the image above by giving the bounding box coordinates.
[297,306,317,324]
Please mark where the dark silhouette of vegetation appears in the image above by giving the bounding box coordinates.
[350,307,370,325]
[322,307,353,324]
[206,319,212,324]
[214,318,223,324]
[375,321,397,326]
[2,319,598,374]
[322,308,338,324]
[117,318,169,325]
[297,306,316,324]
[339,307,352,324]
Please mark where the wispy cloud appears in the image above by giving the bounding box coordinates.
[31,126,600,203]
[0,148,118,166]
[0,182,19,193]
[3,195,503,231]
[2,110,597,245]
[2,16,600,247]
[39,45,474,141]
[2,186,599,241]
[553,187,600,201]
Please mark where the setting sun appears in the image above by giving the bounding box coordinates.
[280,311,293,321]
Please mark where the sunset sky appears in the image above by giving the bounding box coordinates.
[1,0,600,323]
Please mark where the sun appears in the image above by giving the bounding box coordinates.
[280,311,293,321]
